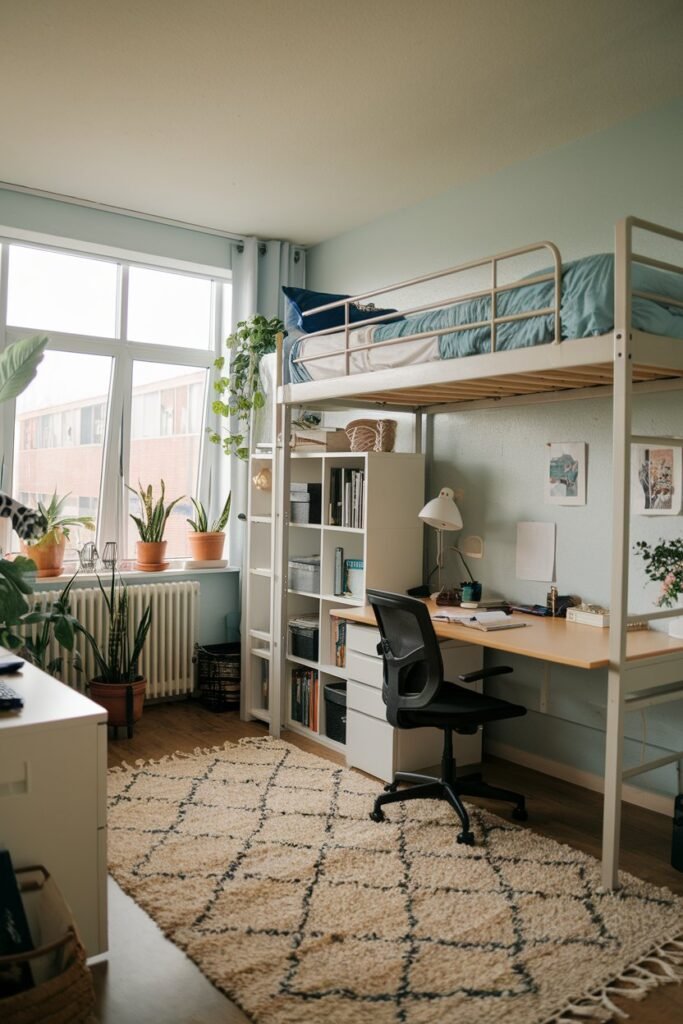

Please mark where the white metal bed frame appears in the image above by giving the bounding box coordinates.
[272,216,683,890]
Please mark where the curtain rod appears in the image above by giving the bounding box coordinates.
[0,179,247,243]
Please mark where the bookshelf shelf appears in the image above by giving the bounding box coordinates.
[275,449,426,751]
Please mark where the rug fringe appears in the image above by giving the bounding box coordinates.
[543,934,683,1024]
[108,735,286,774]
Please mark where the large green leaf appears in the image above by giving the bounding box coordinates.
[0,335,48,405]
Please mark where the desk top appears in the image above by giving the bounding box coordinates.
[0,654,106,733]
[331,600,683,671]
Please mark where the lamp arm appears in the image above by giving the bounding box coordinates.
[451,546,475,582]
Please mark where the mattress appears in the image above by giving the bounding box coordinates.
[287,254,683,385]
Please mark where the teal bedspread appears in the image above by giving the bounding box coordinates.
[287,254,683,384]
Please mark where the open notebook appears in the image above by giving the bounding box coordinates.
[431,609,528,632]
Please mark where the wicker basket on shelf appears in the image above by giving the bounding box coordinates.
[345,418,397,453]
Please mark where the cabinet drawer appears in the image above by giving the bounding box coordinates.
[347,649,383,689]
[347,679,386,720]
[347,624,381,657]
[346,709,395,782]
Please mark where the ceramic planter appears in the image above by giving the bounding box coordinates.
[187,531,226,562]
[136,540,168,572]
[89,676,146,729]
[21,530,67,578]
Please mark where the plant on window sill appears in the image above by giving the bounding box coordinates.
[128,480,184,572]
[20,491,95,579]
[186,493,231,562]
[208,315,284,461]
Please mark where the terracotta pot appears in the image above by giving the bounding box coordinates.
[187,531,226,562]
[136,540,168,572]
[89,676,146,727]
[21,530,67,578]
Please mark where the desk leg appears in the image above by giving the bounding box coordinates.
[601,666,625,890]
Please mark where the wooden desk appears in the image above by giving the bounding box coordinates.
[331,599,683,888]
[334,599,683,669]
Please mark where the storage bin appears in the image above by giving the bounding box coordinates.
[289,616,319,661]
[324,681,347,743]
[194,641,241,711]
[289,556,320,594]
[0,866,95,1024]
[290,493,311,523]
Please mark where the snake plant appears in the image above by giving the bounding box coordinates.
[128,480,184,543]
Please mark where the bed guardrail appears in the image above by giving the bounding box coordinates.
[624,216,683,313]
[294,241,562,377]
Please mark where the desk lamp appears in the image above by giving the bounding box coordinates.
[418,487,463,590]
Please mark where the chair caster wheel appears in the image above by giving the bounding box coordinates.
[512,806,528,822]
[457,831,475,846]
[369,809,385,823]
[384,782,398,792]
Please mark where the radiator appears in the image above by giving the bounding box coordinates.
[29,581,200,698]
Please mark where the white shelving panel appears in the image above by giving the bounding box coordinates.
[278,450,425,748]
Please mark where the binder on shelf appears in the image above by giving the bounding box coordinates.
[334,547,344,595]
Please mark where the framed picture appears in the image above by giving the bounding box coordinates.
[631,445,682,515]
[545,442,586,506]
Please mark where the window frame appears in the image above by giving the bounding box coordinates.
[0,226,229,562]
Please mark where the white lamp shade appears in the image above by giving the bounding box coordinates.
[418,487,463,531]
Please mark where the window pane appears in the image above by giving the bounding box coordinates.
[7,245,117,337]
[127,267,212,349]
[13,351,112,557]
[128,362,207,559]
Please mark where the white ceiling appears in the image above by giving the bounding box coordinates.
[1,1,682,246]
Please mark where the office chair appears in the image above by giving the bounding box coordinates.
[367,589,528,845]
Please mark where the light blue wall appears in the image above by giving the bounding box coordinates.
[0,188,233,269]
[307,97,683,799]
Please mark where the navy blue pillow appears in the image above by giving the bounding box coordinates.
[282,286,401,334]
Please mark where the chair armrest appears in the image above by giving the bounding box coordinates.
[458,666,514,683]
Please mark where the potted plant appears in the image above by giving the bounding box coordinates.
[20,491,95,578]
[208,314,284,460]
[128,480,184,571]
[186,492,231,562]
[635,536,683,638]
[76,569,153,734]
[20,572,81,676]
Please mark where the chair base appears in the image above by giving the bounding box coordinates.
[370,730,527,844]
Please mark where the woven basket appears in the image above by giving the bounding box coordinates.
[345,418,397,452]
[0,867,95,1024]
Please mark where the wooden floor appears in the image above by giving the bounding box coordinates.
[93,701,683,1023]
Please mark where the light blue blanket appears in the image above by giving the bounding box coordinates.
[287,254,683,384]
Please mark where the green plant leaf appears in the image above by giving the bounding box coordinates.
[0,335,48,404]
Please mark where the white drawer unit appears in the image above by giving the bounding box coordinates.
[0,661,108,957]
[345,624,483,782]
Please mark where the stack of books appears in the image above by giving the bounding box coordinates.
[333,619,347,668]
[329,467,365,528]
[290,668,319,729]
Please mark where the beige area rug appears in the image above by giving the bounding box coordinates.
[108,738,683,1024]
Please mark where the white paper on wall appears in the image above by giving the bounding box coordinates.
[515,522,556,582]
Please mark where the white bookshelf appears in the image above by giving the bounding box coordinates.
[241,399,277,722]
[280,450,425,750]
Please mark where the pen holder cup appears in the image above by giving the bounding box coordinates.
[461,581,482,604]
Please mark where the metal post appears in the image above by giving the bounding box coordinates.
[272,397,291,739]
[602,218,633,890]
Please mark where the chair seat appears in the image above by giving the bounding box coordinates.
[398,680,526,729]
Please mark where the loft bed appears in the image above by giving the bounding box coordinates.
[271,216,683,891]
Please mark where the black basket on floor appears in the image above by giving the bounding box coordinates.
[194,642,241,712]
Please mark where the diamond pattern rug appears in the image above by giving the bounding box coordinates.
[108,738,683,1023]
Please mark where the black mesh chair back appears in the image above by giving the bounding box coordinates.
[367,590,444,727]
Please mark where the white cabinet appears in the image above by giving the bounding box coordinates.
[345,623,483,782]
[0,662,108,957]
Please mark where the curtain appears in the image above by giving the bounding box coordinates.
[214,237,305,576]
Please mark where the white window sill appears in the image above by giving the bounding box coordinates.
[21,563,240,585]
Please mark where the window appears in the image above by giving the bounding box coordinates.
[3,239,230,563]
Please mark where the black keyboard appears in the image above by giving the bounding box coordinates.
[0,682,23,710]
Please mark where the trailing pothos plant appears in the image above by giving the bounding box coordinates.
[208,315,284,460]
